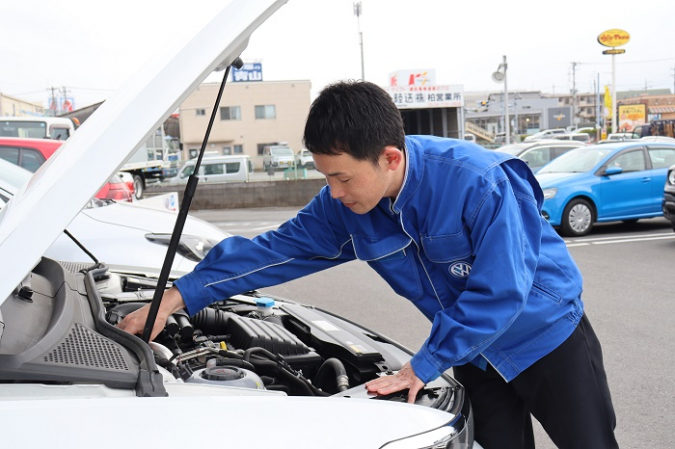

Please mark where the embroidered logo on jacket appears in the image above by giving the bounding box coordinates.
[449,262,472,278]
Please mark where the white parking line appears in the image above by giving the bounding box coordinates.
[565,232,675,247]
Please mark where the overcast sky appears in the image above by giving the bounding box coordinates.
[2,0,674,110]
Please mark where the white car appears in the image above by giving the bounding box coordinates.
[295,149,315,168]
[0,158,229,278]
[523,128,567,141]
[0,2,478,448]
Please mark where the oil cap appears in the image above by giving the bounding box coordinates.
[202,366,245,381]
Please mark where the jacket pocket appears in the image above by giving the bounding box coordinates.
[529,281,562,304]
[421,230,473,263]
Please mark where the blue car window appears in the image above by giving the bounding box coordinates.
[610,150,645,172]
[648,147,675,169]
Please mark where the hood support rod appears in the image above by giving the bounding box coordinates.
[142,57,244,343]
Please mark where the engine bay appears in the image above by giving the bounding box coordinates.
[0,258,461,409]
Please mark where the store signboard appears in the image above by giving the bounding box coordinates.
[389,69,436,87]
[384,84,464,109]
[618,104,646,132]
[232,63,263,82]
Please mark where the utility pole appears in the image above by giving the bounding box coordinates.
[353,2,365,81]
[571,62,580,129]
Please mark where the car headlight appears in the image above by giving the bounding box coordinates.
[145,234,220,262]
[668,170,675,186]
[379,416,471,449]
[542,188,557,199]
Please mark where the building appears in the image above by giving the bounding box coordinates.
[554,92,602,128]
[0,93,44,117]
[465,91,561,137]
[179,80,311,167]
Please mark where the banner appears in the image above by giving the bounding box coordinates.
[604,85,612,119]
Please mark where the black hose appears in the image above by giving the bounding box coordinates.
[190,308,231,335]
[314,358,350,392]
[244,347,329,397]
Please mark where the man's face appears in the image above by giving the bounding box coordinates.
[312,149,402,214]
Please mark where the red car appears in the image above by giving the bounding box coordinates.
[0,137,133,202]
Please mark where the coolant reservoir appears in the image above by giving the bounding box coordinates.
[187,366,265,389]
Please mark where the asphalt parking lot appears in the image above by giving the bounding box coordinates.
[194,207,674,449]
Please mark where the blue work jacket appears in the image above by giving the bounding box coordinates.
[175,135,585,383]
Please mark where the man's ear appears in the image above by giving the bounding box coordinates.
[382,146,404,171]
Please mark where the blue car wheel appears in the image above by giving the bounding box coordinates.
[561,198,594,237]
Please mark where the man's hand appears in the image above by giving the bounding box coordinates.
[365,361,425,404]
[117,287,186,341]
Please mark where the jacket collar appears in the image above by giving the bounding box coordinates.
[391,135,424,214]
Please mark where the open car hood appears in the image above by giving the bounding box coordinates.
[0,0,288,305]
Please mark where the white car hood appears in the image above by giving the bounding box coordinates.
[0,395,454,449]
[0,0,287,305]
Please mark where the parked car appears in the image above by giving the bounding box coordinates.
[295,148,314,168]
[168,155,252,185]
[553,133,591,144]
[535,141,675,236]
[606,132,632,141]
[497,139,585,173]
[0,158,229,278]
[0,2,478,448]
[262,144,295,170]
[0,136,133,202]
[117,171,136,197]
[523,128,567,141]
[663,164,675,232]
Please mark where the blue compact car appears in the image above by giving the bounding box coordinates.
[535,141,675,236]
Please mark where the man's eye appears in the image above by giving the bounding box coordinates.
[338,178,350,183]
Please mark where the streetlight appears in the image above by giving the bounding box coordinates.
[353,2,364,81]
[492,55,509,144]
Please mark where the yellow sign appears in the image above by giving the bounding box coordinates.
[618,104,646,132]
[598,29,630,47]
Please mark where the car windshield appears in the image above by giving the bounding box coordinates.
[272,147,293,155]
[538,147,612,174]
[0,120,48,139]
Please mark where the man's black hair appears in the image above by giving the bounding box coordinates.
[303,80,405,165]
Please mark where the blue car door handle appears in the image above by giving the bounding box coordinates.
[642,177,651,183]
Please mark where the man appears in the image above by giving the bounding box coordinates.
[120,80,618,449]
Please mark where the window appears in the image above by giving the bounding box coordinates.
[196,109,206,116]
[225,162,241,174]
[50,127,70,140]
[204,163,224,175]
[611,150,645,172]
[258,142,277,155]
[223,146,232,155]
[180,165,195,178]
[220,106,241,120]
[255,105,276,119]
[20,149,45,172]
[234,144,243,154]
[648,147,675,169]
[0,146,20,165]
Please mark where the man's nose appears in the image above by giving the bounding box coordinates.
[327,179,344,199]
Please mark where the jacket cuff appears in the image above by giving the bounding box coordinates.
[174,271,214,316]
[410,346,443,384]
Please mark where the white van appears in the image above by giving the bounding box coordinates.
[0,116,76,140]
[168,155,251,184]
